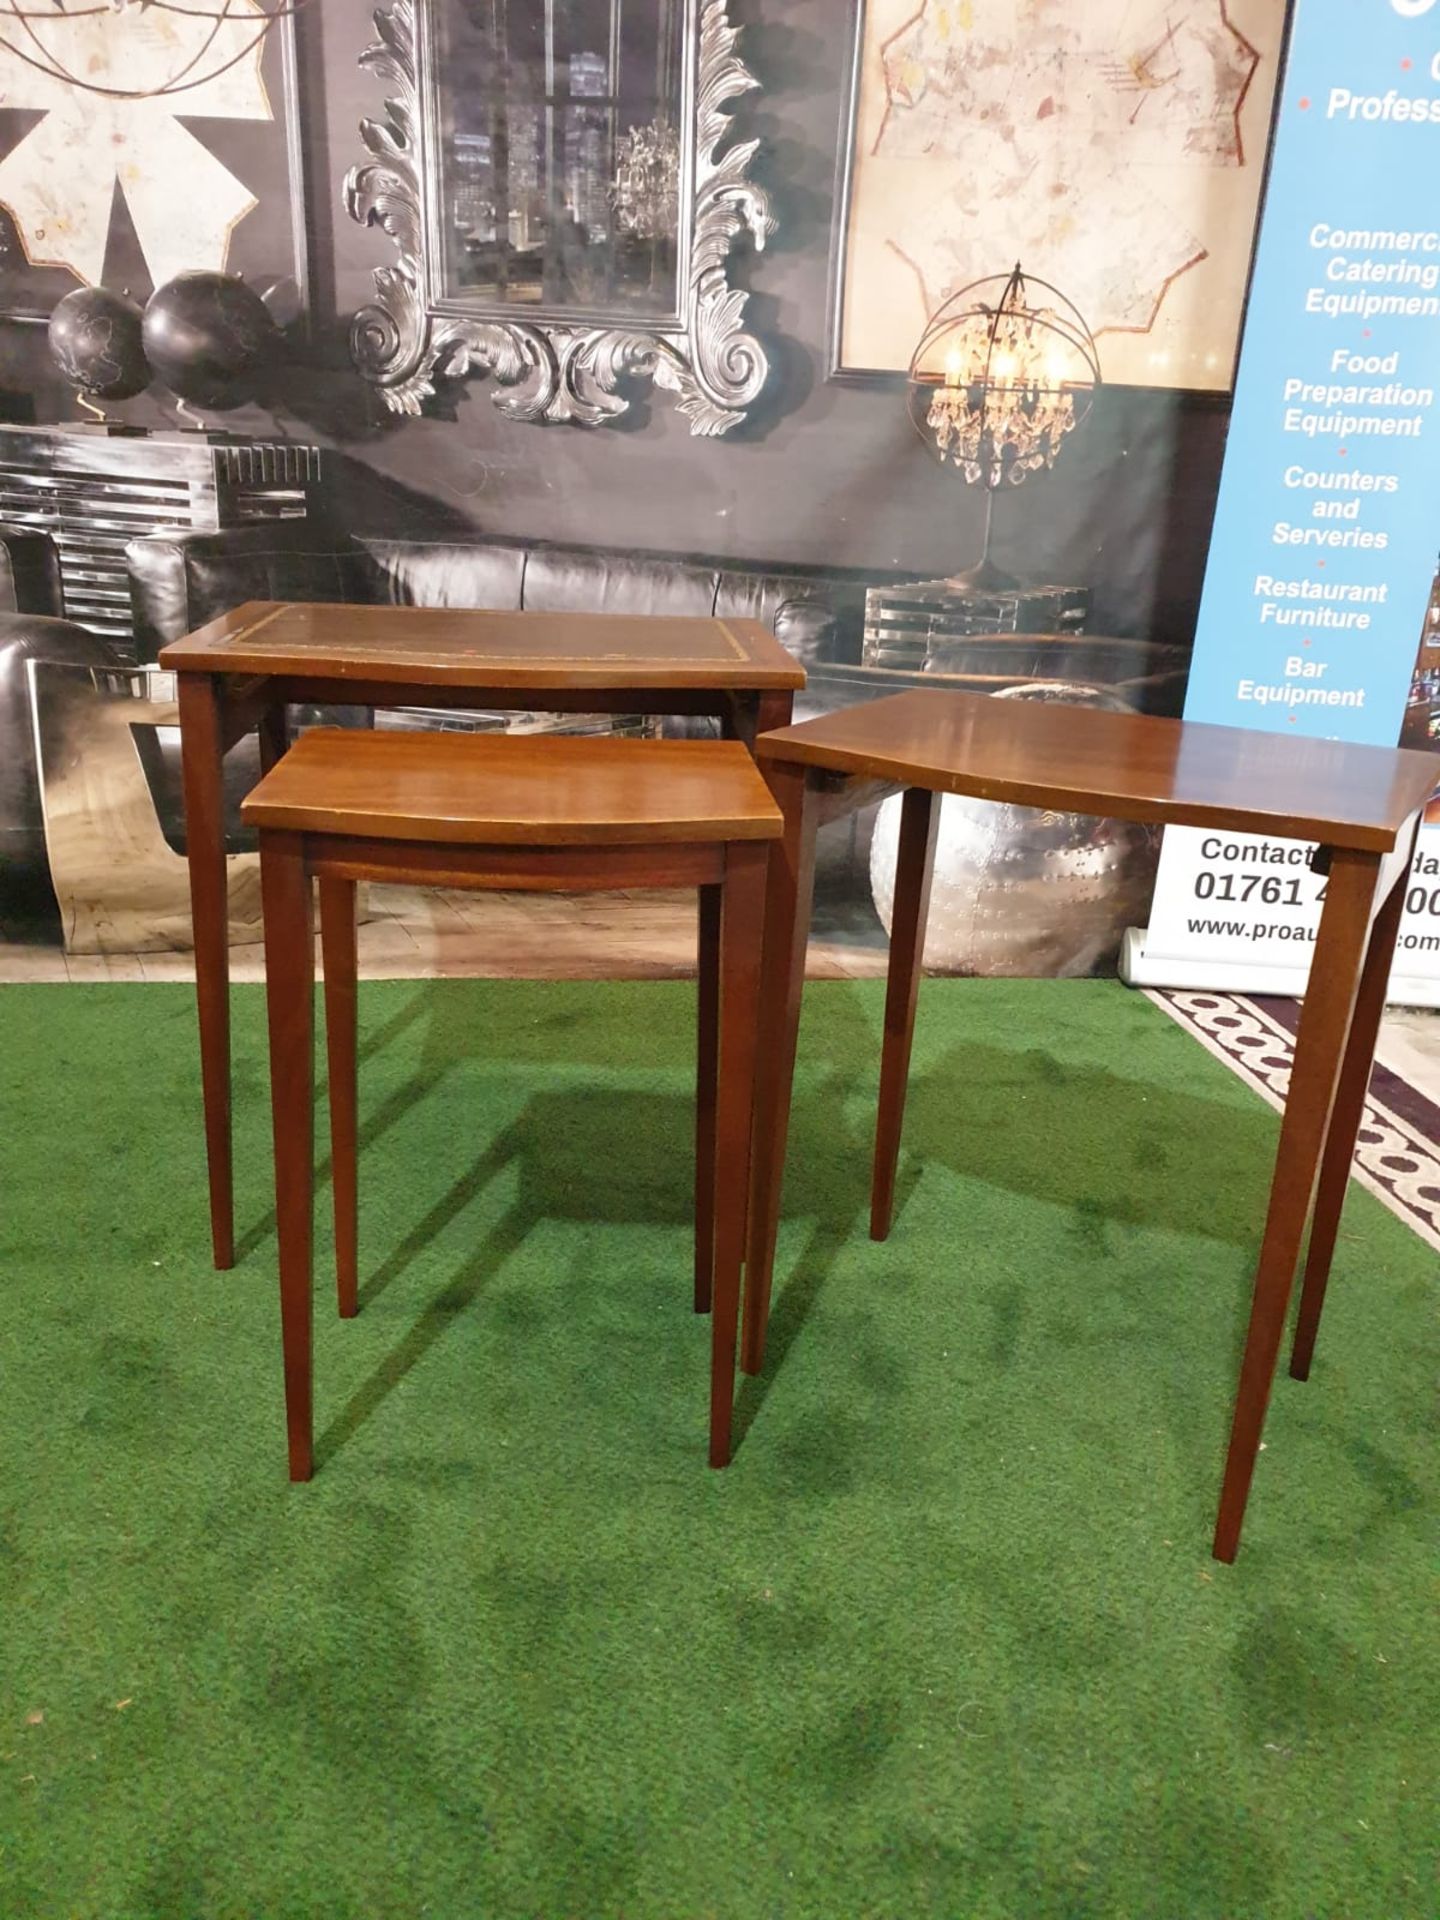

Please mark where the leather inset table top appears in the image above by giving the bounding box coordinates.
[159,601,807,690]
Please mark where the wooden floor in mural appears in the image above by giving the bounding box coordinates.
[0,886,891,984]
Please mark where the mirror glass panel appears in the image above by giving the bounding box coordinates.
[432,0,685,316]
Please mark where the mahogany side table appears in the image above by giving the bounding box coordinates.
[157,600,803,1271]
[240,728,782,1477]
[744,690,1437,1562]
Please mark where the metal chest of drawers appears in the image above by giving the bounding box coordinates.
[0,425,323,660]
[862,577,1091,672]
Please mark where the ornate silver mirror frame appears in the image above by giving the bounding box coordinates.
[344,0,776,434]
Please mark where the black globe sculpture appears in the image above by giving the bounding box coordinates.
[142,271,281,411]
[47,287,150,402]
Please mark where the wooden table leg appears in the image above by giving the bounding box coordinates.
[257,699,290,775]
[1290,831,1417,1381]
[871,786,940,1242]
[259,830,317,1482]
[754,690,794,737]
[319,874,359,1321]
[695,883,721,1314]
[741,762,821,1376]
[177,671,235,1271]
[727,689,795,751]
[1212,845,1382,1562]
[710,841,768,1467]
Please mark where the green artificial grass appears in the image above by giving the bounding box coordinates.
[0,977,1436,1920]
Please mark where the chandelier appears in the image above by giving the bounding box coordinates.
[0,0,304,101]
[907,264,1100,588]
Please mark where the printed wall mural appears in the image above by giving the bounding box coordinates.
[0,0,306,318]
[8,0,1399,992]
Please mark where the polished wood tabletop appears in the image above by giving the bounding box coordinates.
[241,729,784,846]
[756,689,1439,851]
[160,600,806,691]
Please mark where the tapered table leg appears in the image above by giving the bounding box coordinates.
[1213,846,1382,1562]
[1291,830,1418,1380]
[871,786,940,1242]
[177,672,235,1271]
[319,875,359,1321]
[741,762,821,1376]
[710,842,768,1467]
[695,884,721,1314]
[258,830,317,1480]
[727,688,795,752]
[260,831,317,1482]
[257,699,290,775]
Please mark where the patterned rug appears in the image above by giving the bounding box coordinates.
[1149,991,1440,1254]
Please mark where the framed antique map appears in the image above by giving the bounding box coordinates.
[830,0,1288,391]
[0,1,308,323]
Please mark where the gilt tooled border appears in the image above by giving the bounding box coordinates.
[208,609,750,667]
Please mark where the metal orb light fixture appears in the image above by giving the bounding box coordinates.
[907,262,1100,591]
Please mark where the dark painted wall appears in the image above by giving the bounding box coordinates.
[0,0,1232,640]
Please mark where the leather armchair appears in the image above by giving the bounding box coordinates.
[1,526,64,618]
[127,522,384,651]
[0,529,125,876]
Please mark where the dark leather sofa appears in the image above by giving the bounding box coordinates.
[126,521,858,704]
[119,521,1189,886]
[2,512,1191,917]
[124,520,1191,719]
[0,531,123,876]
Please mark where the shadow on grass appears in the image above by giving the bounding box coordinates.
[317,1191,532,1470]
[736,1037,1288,1441]
[316,1089,709,1466]
[317,1073,875,1467]
[262,981,1288,1469]
[233,1059,448,1269]
[897,1038,1282,1250]
[234,984,470,1263]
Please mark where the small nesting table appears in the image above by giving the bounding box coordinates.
[240,728,783,1477]
[743,690,1437,1562]
[157,601,804,1272]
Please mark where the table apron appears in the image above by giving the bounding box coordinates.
[305,834,729,893]
[774,764,1418,858]
[222,676,777,719]
[216,678,273,754]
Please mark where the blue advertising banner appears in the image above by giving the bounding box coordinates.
[1132,0,1440,1003]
